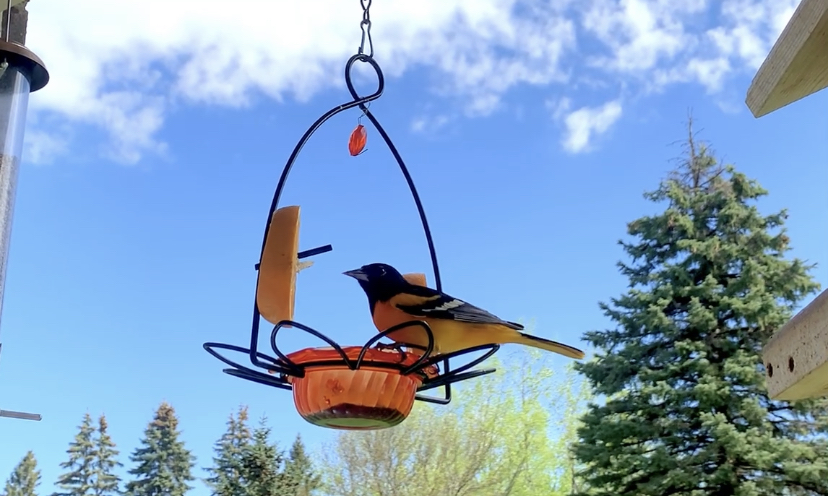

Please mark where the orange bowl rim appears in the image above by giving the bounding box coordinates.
[282,345,439,378]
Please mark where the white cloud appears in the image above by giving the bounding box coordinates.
[411,114,451,134]
[23,127,68,165]
[578,0,797,94]
[24,0,578,164]
[686,57,732,92]
[559,99,623,153]
[19,0,799,163]
[708,0,798,69]
[581,0,706,74]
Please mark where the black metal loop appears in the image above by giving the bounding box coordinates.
[413,343,500,404]
[269,319,353,374]
[418,343,500,378]
[417,368,497,394]
[268,318,436,377]
[204,341,278,369]
[204,342,289,378]
[344,54,383,104]
[356,320,435,373]
[223,368,293,391]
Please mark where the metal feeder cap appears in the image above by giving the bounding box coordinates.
[0,39,48,92]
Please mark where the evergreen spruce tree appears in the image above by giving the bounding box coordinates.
[91,415,121,496]
[204,406,251,496]
[573,127,828,495]
[125,402,196,496]
[54,413,97,496]
[240,417,287,496]
[2,451,41,496]
[282,435,320,496]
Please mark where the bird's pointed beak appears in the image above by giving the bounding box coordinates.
[343,268,369,281]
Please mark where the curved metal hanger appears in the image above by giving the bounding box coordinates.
[204,1,499,406]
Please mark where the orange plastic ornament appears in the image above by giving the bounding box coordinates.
[348,124,367,156]
[284,346,438,430]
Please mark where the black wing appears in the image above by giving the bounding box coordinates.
[395,285,523,330]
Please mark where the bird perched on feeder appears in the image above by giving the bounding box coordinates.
[343,263,585,359]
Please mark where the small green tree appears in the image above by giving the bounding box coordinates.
[125,402,196,496]
[320,348,590,496]
[573,127,828,495]
[282,434,321,496]
[205,406,252,496]
[239,418,287,496]
[54,413,96,496]
[91,415,121,496]
[2,451,41,496]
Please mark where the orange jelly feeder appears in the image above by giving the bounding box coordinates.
[282,346,438,430]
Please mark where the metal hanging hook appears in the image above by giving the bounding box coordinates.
[358,0,373,57]
[4,0,11,43]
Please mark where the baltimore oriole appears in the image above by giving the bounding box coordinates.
[343,263,585,359]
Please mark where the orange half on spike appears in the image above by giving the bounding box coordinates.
[348,124,367,156]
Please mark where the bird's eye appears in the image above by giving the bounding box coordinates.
[379,267,386,276]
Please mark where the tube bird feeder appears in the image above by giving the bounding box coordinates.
[0,0,49,422]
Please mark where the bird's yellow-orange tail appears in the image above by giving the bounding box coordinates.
[510,332,585,359]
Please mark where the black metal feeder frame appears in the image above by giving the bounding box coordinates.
[203,25,500,405]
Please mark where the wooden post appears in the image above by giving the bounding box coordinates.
[746,0,828,117]
[763,291,828,400]
[746,0,828,400]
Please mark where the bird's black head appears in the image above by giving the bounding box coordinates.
[343,262,410,303]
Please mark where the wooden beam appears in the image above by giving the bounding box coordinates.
[746,0,828,117]
[763,289,828,401]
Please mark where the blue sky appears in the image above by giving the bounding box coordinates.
[1,0,827,494]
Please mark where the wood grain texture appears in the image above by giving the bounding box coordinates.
[746,0,828,117]
[763,289,828,400]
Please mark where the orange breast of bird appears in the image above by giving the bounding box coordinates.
[371,300,516,355]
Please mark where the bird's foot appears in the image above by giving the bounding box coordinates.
[376,342,420,364]
[375,342,406,354]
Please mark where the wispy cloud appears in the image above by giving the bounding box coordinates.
[550,98,623,153]
[23,0,797,164]
[411,114,452,135]
[24,127,68,165]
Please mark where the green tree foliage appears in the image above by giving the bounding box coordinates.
[205,408,312,496]
[205,406,252,496]
[320,349,590,496]
[91,415,122,496]
[573,128,828,495]
[282,434,321,496]
[125,402,196,496]
[239,418,288,496]
[54,413,96,496]
[2,451,41,496]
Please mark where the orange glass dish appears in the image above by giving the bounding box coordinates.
[283,346,438,430]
